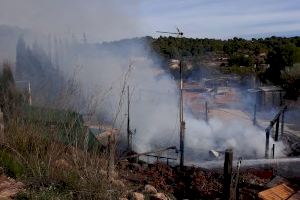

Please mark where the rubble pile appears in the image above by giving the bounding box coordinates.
[189,167,223,197]
[240,168,273,186]
[119,161,291,199]
[238,169,274,199]
[120,162,223,199]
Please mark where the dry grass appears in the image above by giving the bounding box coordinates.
[0,118,127,199]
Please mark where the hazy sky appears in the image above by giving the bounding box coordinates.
[0,0,299,41]
[142,0,300,39]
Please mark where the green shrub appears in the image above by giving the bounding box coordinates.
[0,150,25,178]
[15,186,73,200]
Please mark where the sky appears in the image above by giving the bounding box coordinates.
[0,0,299,42]
[141,0,300,39]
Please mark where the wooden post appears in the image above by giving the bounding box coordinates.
[265,129,270,158]
[223,149,233,200]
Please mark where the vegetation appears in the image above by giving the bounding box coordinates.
[151,36,300,99]
[0,63,22,124]
[0,26,298,198]
[16,37,65,104]
[152,36,224,59]
[0,63,127,199]
[3,119,125,199]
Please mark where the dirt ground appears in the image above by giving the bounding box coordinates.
[118,161,276,200]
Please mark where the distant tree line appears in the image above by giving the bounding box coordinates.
[151,36,300,99]
[152,36,224,58]
[15,37,65,104]
[0,63,22,124]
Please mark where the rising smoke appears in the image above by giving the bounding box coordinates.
[0,0,286,162]
[57,39,286,161]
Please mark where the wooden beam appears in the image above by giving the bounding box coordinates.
[223,149,233,200]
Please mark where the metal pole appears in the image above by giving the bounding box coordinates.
[180,121,185,169]
[156,29,185,169]
[127,86,132,152]
[223,149,233,200]
[179,61,185,169]
[233,158,242,200]
[272,144,275,159]
[180,61,183,123]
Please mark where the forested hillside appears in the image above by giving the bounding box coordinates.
[151,36,300,99]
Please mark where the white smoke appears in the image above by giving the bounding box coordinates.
[0,0,142,42]
[0,0,287,163]
[56,40,286,161]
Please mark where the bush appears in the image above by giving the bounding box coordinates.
[1,117,127,199]
[0,150,25,178]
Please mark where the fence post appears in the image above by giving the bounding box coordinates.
[224,149,233,200]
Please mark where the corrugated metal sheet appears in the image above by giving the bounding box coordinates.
[258,184,295,200]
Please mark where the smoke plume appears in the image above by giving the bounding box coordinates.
[0,1,286,163]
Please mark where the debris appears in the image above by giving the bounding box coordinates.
[266,176,290,188]
[150,192,168,200]
[144,184,157,194]
[111,178,125,188]
[258,183,295,200]
[99,169,107,176]
[128,163,142,172]
[129,192,144,200]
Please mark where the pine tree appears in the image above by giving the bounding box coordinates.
[0,63,22,124]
